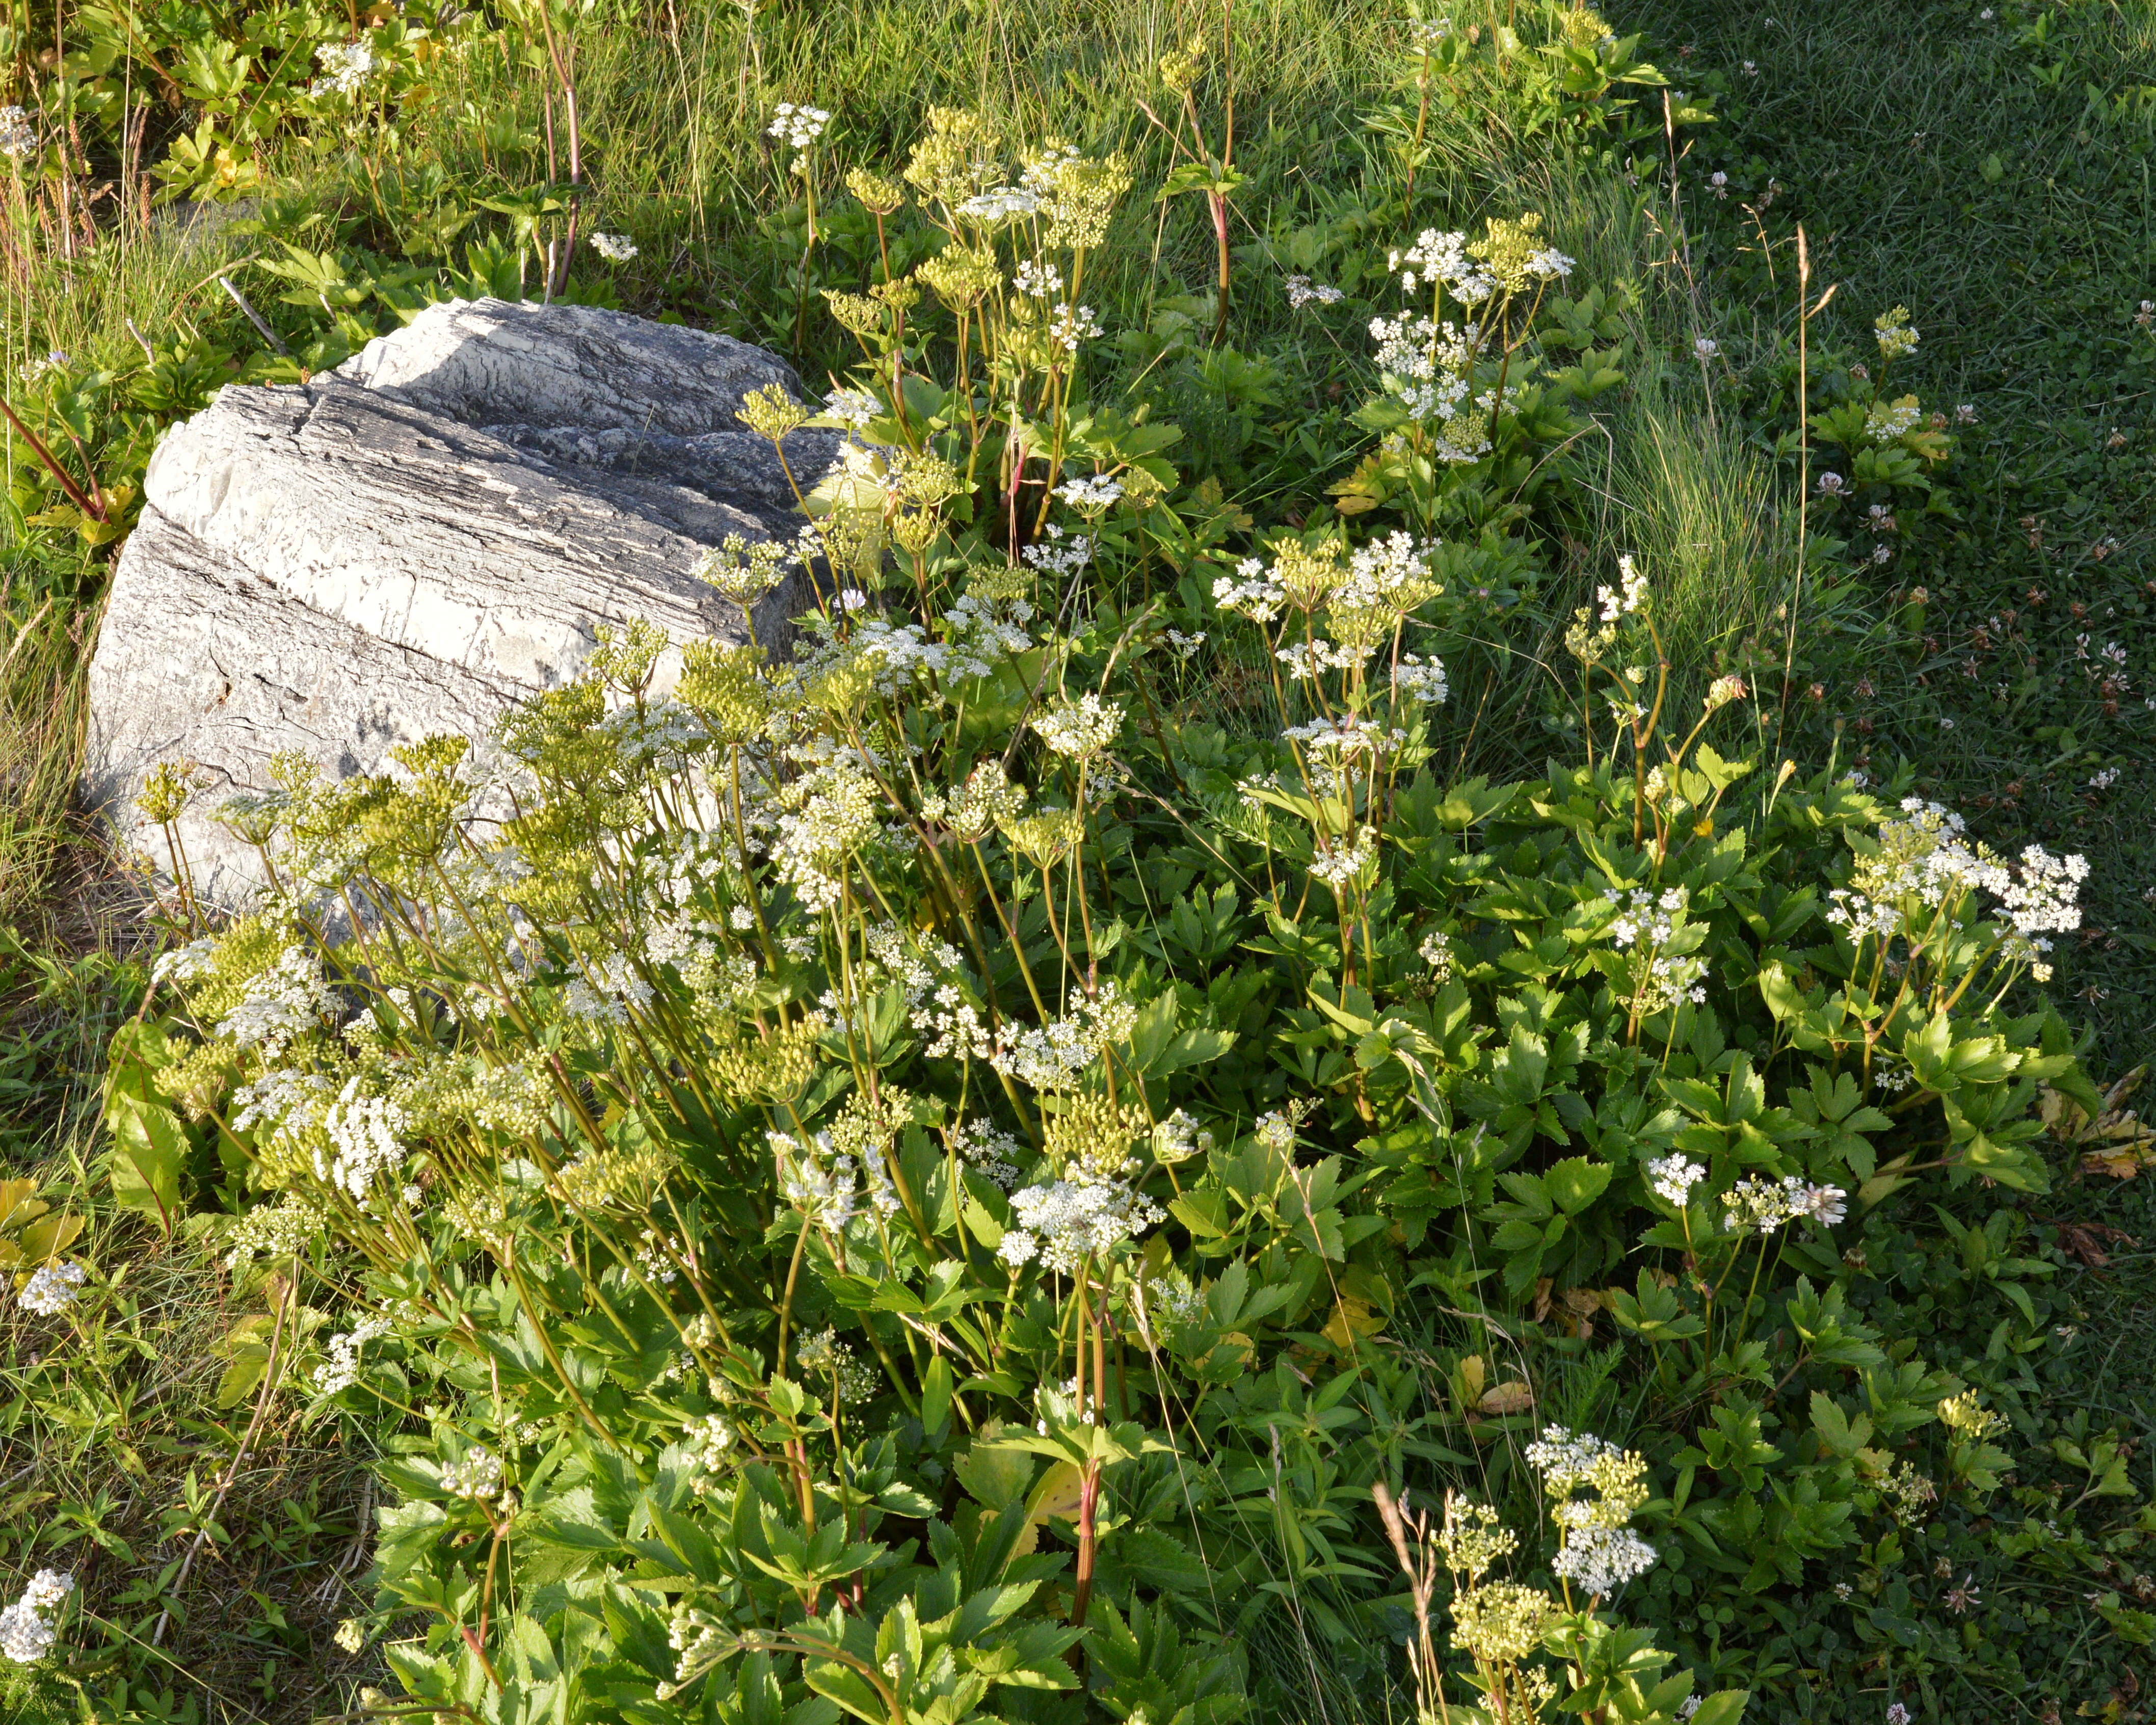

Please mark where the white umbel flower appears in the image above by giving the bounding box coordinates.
[0,1569,75,1663]
[18,1261,87,1316]
[768,101,831,148]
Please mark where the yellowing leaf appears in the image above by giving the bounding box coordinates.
[1320,1296,1385,1350]
[1478,1380,1536,1416]
[14,1212,84,1266]
[0,1180,45,1230]
[1012,1459,1087,1558]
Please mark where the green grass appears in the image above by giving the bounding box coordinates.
[1633,0,2156,1075]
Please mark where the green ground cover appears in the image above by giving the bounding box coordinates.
[1636,0,2156,1070]
[0,3,2151,1724]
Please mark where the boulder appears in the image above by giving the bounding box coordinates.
[82,296,836,908]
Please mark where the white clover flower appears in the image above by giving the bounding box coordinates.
[0,1569,75,1663]
[1647,1155,1706,1206]
[1286,274,1345,308]
[1817,470,1848,496]
[768,101,831,148]
[589,232,638,262]
[1694,336,1720,359]
[19,1261,86,1316]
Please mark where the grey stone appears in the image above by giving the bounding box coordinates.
[83,295,835,908]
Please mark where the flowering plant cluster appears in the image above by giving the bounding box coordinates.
[1801,305,1967,576]
[7,26,2121,1725]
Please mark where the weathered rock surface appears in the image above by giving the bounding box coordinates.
[84,296,836,908]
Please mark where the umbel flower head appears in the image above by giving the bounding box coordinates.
[1448,1580,1555,1663]
[997,1172,1164,1274]
[0,105,36,160]
[768,101,831,149]
[1524,1426,1659,1596]
[1874,304,1920,362]
[737,383,813,442]
[18,1260,87,1315]
[1436,1493,1519,1583]
[1,1568,76,1664]
[1031,692,1123,761]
